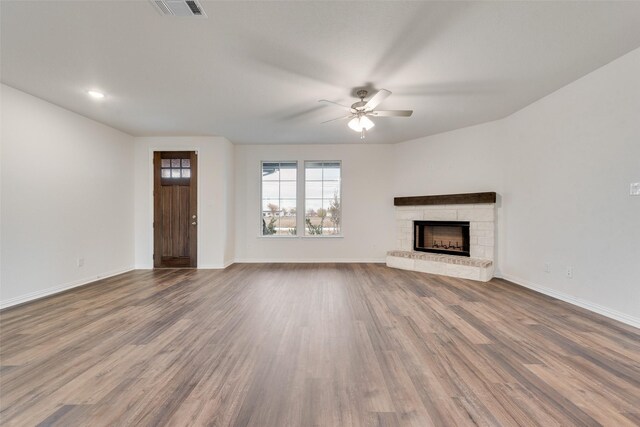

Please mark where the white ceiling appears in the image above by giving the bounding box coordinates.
[2,1,640,145]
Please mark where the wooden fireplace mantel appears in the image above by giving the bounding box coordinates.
[394,192,496,206]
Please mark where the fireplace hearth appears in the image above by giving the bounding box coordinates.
[414,220,470,257]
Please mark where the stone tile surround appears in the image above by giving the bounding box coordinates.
[394,203,496,260]
[388,202,496,282]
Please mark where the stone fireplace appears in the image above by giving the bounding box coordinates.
[387,192,496,282]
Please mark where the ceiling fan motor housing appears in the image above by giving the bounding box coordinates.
[356,89,369,99]
[350,100,367,113]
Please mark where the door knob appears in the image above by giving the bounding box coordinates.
[192,215,197,219]
[192,222,197,225]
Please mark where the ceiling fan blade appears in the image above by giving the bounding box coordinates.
[364,89,391,111]
[321,115,353,124]
[370,110,413,117]
[318,99,351,110]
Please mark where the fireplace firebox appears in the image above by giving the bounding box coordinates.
[414,220,470,257]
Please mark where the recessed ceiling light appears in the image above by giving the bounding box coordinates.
[87,90,105,99]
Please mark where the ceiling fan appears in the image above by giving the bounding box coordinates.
[319,89,413,140]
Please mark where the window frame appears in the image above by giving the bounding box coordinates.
[259,160,299,238]
[302,160,343,238]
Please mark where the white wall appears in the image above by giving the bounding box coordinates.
[234,144,395,262]
[133,136,234,269]
[500,47,640,324]
[394,47,640,325]
[1,84,135,307]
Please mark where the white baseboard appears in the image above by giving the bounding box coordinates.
[134,258,382,269]
[134,260,235,270]
[0,266,135,310]
[198,260,235,269]
[235,258,386,264]
[499,274,640,329]
[135,261,235,270]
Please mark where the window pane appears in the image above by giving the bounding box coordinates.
[161,159,171,168]
[181,169,191,178]
[279,199,297,235]
[161,169,170,178]
[323,181,340,199]
[181,159,191,168]
[325,198,341,234]
[171,169,181,178]
[262,181,279,199]
[304,201,324,235]
[280,199,296,211]
[280,181,296,199]
[306,181,322,198]
[262,199,280,214]
[305,166,323,181]
[279,163,297,180]
[305,199,322,215]
[279,215,296,235]
[262,215,278,236]
[171,159,181,168]
[323,166,341,181]
[262,162,280,181]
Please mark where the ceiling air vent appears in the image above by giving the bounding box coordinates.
[151,0,207,17]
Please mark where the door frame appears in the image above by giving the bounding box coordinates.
[147,147,200,268]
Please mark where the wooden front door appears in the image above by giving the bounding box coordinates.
[154,151,197,268]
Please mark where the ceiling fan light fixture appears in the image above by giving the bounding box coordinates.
[348,115,374,132]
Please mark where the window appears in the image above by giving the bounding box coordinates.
[304,161,341,236]
[261,161,297,236]
[160,156,191,183]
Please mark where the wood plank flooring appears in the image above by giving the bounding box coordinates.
[1,264,639,426]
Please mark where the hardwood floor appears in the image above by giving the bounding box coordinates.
[1,264,639,426]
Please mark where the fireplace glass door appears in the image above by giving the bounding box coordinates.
[414,220,470,257]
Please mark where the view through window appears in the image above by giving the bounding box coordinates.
[261,161,297,236]
[305,161,341,236]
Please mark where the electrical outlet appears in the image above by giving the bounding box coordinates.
[544,263,552,273]
[77,257,84,267]
[566,266,573,279]
[631,182,640,196]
